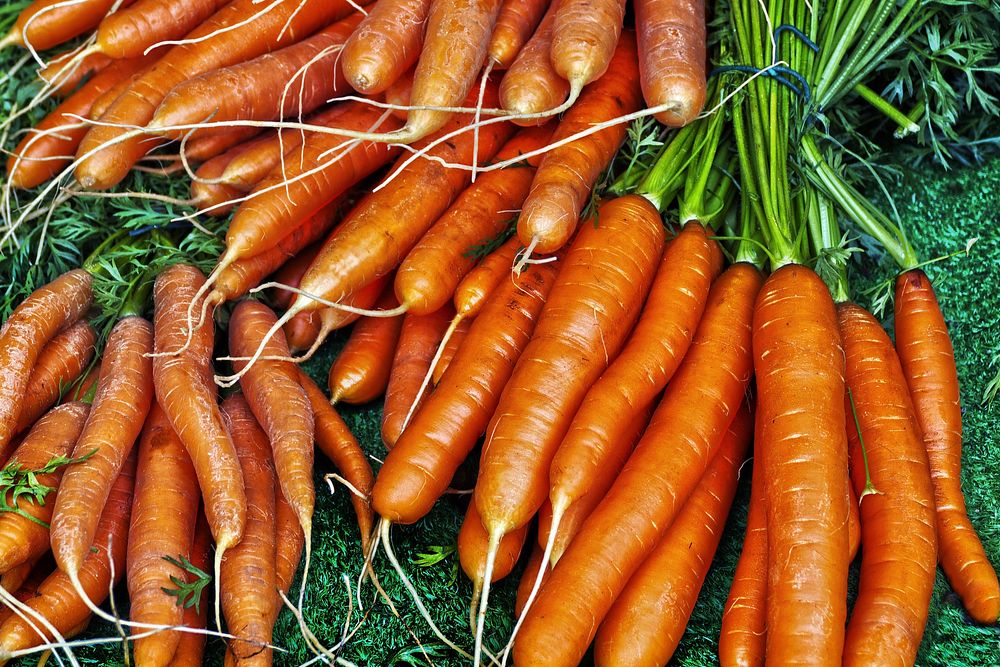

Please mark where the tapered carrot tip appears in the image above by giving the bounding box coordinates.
[649,77,707,127]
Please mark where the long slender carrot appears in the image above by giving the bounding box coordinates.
[894,269,1000,624]
[754,264,850,664]
[431,316,472,385]
[218,129,305,193]
[95,0,230,59]
[341,0,432,95]
[453,235,522,319]
[0,403,88,574]
[188,146,248,218]
[499,2,569,125]
[594,401,752,667]
[126,401,200,667]
[372,258,560,524]
[89,58,153,120]
[488,0,550,68]
[37,51,112,97]
[1,0,131,52]
[550,0,625,95]
[516,32,642,255]
[182,125,262,163]
[220,395,277,664]
[171,513,211,667]
[329,287,405,405]
[14,320,95,437]
[635,0,707,126]
[274,487,305,611]
[839,301,938,665]
[381,305,456,448]
[0,270,92,453]
[512,261,762,667]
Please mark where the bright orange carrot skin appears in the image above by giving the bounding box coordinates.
[229,301,315,536]
[342,0,432,94]
[14,320,95,437]
[549,222,722,511]
[0,454,135,655]
[0,402,88,574]
[127,401,200,667]
[271,245,322,311]
[373,259,559,524]
[182,126,261,163]
[51,316,153,577]
[38,51,112,97]
[308,274,394,353]
[298,369,375,551]
[381,305,456,448]
[513,262,762,667]
[394,124,554,315]
[171,514,211,667]
[839,302,938,665]
[499,2,569,124]
[329,288,405,405]
[551,0,625,87]
[219,129,304,193]
[847,477,861,561]
[895,269,1000,624]
[5,0,129,52]
[274,487,305,611]
[220,395,277,664]
[754,264,850,665]
[594,402,752,667]
[96,0,229,59]
[431,316,472,385]
[516,543,546,616]
[516,32,642,253]
[459,495,529,590]
[453,235,522,318]
[488,0,550,68]
[0,270,92,452]
[477,195,664,538]
[635,0,707,126]
[152,265,246,552]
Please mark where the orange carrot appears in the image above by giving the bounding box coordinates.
[848,478,861,561]
[515,544,546,617]
[488,0,550,68]
[171,513,211,667]
[218,129,305,193]
[37,51,112,97]
[328,290,404,406]
[431,316,471,385]
[635,0,707,126]
[1,0,131,52]
[297,275,393,360]
[181,125,262,163]
[341,0,432,95]
[453,235,521,319]
[550,0,625,94]
[385,67,415,121]
[274,487,305,610]
[95,0,230,59]
[499,2,569,124]
[188,148,246,218]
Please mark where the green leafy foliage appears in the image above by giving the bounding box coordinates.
[161,554,212,615]
[0,449,96,527]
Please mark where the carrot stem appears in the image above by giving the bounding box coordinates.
[847,388,882,501]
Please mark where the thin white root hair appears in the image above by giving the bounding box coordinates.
[250,282,409,318]
[0,582,78,667]
[214,309,295,387]
[400,313,463,433]
[151,0,284,52]
[324,473,367,501]
[511,237,539,276]
[473,531,501,667]
[470,60,495,184]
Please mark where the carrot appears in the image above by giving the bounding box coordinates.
[151,263,246,623]
[125,401,200,667]
[453,235,521,319]
[218,129,304,193]
[37,51,112,97]
[385,67,415,121]
[594,401,753,667]
[515,544,545,617]
[296,275,394,361]
[431,316,471,385]
[512,261,762,667]
[95,0,230,59]
[341,0,432,95]
[381,305,456,448]
[228,301,315,556]
[894,269,1000,624]
[754,264,850,664]
[372,258,559,525]
[150,14,363,136]
[297,368,375,551]
[182,126,262,163]
[839,301,938,665]
[74,0,367,189]
[219,395,277,664]
[274,487,305,610]
[499,2,569,125]
[13,320,95,437]
[50,316,153,583]
[89,58,153,120]
[1,0,131,52]
[847,477,861,561]
[188,147,247,218]
[171,513,211,667]
[0,270,92,454]
[0,403,88,575]
[516,32,642,255]
[635,0,707,126]
[329,288,405,405]
[271,246,322,311]
[551,0,625,94]
[0,453,135,657]
[394,124,554,315]
[488,0,550,68]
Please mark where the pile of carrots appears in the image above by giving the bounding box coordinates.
[0,0,998,665]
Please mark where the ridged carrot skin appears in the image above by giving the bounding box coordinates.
[594,401,752,667]
[182,126,261,163]
[3,0,129,52]
[513,262,762,667]
[189,141,258,217]
[298,369,375,551]
[551,0,625,88]
[548,222,722,514]
[220,396,277,664]
[95,0,229,59]
[0,403,88,574]
[453,235,521,318]
[229,301,315,538]
[14,320,95,437]
[152,265,246,552]
[0,269,92,452]
[74,0,365,189]
[329,288,405,405]
[431,316,472,385]
[274,487,305,612]
[127,402,200,667]
[839,302,938,666]
[342,0,432,95]
[754,264,850,665]
[635,0,707,126]
[171,514,211,667]
[499,2,569,124]
[51,316,153,578]
[38,51,112,97]
[395,125,553,315]
[219,129,304,193]
[459,495,529,603]
[488,0,550,68]
[381,305,456,448]
[894,269,1000,624]
[306,274,394,355]
[477,195,664,540]
[90,59,153,120]
[373,259,559,524]
[0,454,135,655]
[516,33,642,254]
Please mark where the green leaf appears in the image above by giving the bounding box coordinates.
[160,554,212,614]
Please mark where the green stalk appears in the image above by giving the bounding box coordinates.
[634,124,698,211]
[681,151,737,226]
[854,83,920,135]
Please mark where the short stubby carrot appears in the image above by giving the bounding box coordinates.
[894,269,1000,624]
[754,264,850,665]
[635,0,707,126]
[594,401,752,667]
[488,0,550,68]
[127,401,200,667]
[329,286,405,405]
[342,0,432,95]
[551,0,626,92]
[839,302,938,666]
[512,262,762,667]
[516,32,642,254]
[0,269,92,452]
[499,2,569,124]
